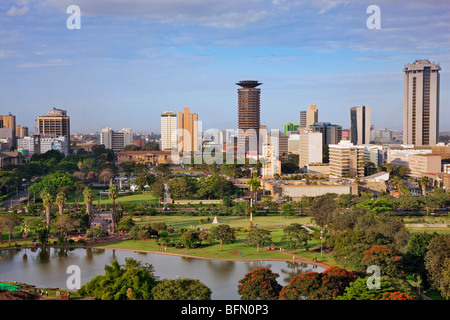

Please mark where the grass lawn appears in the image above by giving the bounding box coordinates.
[66,190,159,206]
[134,215,313,230]
[99,214,335,264]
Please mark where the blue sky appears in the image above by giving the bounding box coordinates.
[1,0,449,133]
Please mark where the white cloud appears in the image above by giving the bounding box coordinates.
[44,0,273,28]
[7,5,29,16]
[15,59,71,68]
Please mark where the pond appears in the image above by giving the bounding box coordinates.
[0,247,324,300]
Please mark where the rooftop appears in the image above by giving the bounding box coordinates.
[236,80,262,88]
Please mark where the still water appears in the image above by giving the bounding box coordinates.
[0,247,324,300]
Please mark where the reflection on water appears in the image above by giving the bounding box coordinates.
[0,248,324,300]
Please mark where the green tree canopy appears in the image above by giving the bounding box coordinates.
[210,224,235,251]
[335,276,414,300]
[282,223,312,253]
[247,227,272,252]
[78,258,159,300]
[152,278,212,300]
[425,234,450,299]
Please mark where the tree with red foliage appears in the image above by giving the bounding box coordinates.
[237,268,282,300]
[361,245,404,278]
[279,266,358,300]
[319,266,359,299]
[278,272,322,300]
[375,291,413,300]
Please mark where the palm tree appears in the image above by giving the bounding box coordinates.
[56,192,67,216]
[20,224,31,240]
[392,176,402,189]
[40,190,54,229]
[108,184,118,213]
[418,176,430,196]
[83,186,95,216]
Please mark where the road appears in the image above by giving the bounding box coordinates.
[2,189,29,209]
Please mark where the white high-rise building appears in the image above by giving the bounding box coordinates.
[299,129,322,168]
[160,111,177,150]
[100,127,133,152]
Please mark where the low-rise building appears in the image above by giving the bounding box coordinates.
[263,179,358,201]
[117,150,173,166]
[0,151,24,169]
[90,211,116,235]
[409,154,442,178]
[329,140,365,178]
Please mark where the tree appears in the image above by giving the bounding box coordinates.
[134,173,156,194]
[19,223,31,240]
[150,181,165,202]
[328,229,391,271]
[180,230,200,249]
[55,192,67,216]
[335,276,414,300]
[278,272,322,300]
[116,215,135,232]
[167,176,198,199]
[401,232,437,290]
[154,163,171,177]
[40,190,54,229]
[237,268,282,300]
[35,225,49,247]
[309,193,337,229]
[247,227,272,253]
[28,171,75,201]
[281,203,296,217]
[279,266,357,300]
[425,234,450,299]
[74,181,87,209]
[319,266,358,300]
[282,223,312,253]
[108,184,119,214]
[54,214,79,239]
[78,258,159,300]
[98,168,115,184]
[83,186,94,216]
[418,176,431,195]
[152,278,212,300]
[361,245,403,279]
[0,212,22,246]
[210,224,235,251]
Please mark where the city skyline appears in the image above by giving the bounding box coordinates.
[1,1,449,133]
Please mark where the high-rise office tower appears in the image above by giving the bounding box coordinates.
[350,105,371,145]
[300,104,318,129]
[403,59,441,146]
[178,108,198,153]
[160,111,177,150]
[237,80,261,154]
[0,114,16,149]
[15,125,28,139]
[309,122,342,146]
[37,108,70,151]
